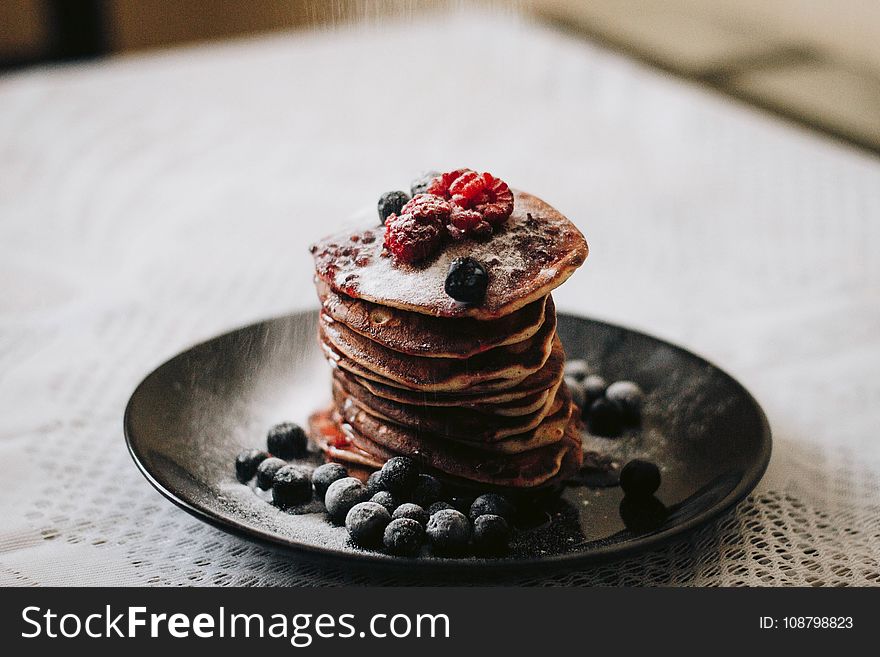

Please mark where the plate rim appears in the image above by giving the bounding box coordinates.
[124,310,772,572]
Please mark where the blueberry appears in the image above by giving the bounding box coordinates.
[410,170,439,196]
[235,448,269,483]
[383,518,424,556]
[583,375,608,405]
[428,501,455,516]
[564,359,590,382]
[392,503,429,526]
[378,191,411,224]
[587,397,624,437]
[445,257,488,304]
[376,457,419,497]
[256,457,287,490]
[272,465,312,508]
[411,474,443,507]
[311,463,348,502]
[267,422,308,460]
[619,459,661,497]
[606,381,644,422]
[565,376,587,411]
[472,514,511,555]
[469,493,516,523]
[370,491,398,514]
[345,502,391,548]
[366,470,384,495]
[426,509,472,555]
[325,477,369,523]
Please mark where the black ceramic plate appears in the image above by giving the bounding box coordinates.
[125,312,770,571]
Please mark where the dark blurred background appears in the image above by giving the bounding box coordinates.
[2,0,879,153]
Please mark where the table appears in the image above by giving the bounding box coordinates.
[1,9,878,586]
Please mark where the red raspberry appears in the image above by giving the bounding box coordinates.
[426,169,514,234]
[447,208,492,240]
[384,212,444,264]
[401,194,453,224]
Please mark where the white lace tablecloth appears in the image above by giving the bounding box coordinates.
[1,10,878,586]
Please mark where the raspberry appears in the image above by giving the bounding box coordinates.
[401,194,453,224]
[426,169,514,235]
[384,212,444,264]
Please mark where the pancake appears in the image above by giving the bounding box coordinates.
[337,408,583,488]
[319,305,557,392]
[310,190,588,320]
[333,372,566,442]
[309,408,583,495]
[318,281,549,359]
[332,335,566,407]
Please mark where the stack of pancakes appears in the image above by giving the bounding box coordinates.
[309,190,589,493]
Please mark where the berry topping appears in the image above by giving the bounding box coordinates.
[401,193,453,224]
[564,359,590,382]
[377,191,411,224]
[384,517,424,556]
[392,503,429,527]
[619,459,661,497]
[324,477,369,523]
[235,448,269,483]
[427,168,514,234]
[366,470,384,495]
[375,456,420,497]
[345,501,391,548]
[469,493,516,523]
[370,491,398,514]
[426,509,472,555]
[583,375,608,406]
[410,170,440,196]
[472,514,511,555]
[267,422,308,460]
[445,257,488,304]
[255,457,287,490]
[311,463,348,502]
[272,464,313,508]
[384,212,444,264]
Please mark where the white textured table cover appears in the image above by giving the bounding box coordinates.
[1,10,879,587]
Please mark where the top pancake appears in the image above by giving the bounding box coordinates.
[310,190,588,320]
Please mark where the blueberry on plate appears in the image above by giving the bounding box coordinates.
[449,495,474,514]
[445,257,488,304]
[582,375,608,406]
[377,191,411,224]
[311,462,348,503]
[469,493,516,523]
[383,518,424,556]
[392,502,429,527]
[605,380,644,422]
[235,448,269,483]
[564,359,590,382]
[376,457,419,497]
[272,465,312,508]
[256,457,287,490]
[619,495,668,532]
[266,422,308,460]
[426,509,472,555]
[411,474,443,507]
[345,502,391,548]
[587,397,624,438]
[619,459,661,497]
[410,170,440,197]
[366,470,384,495]
[370,491,398,514]
[427,501,455,516]
[325,477,369,524]
[472,514,511,556]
